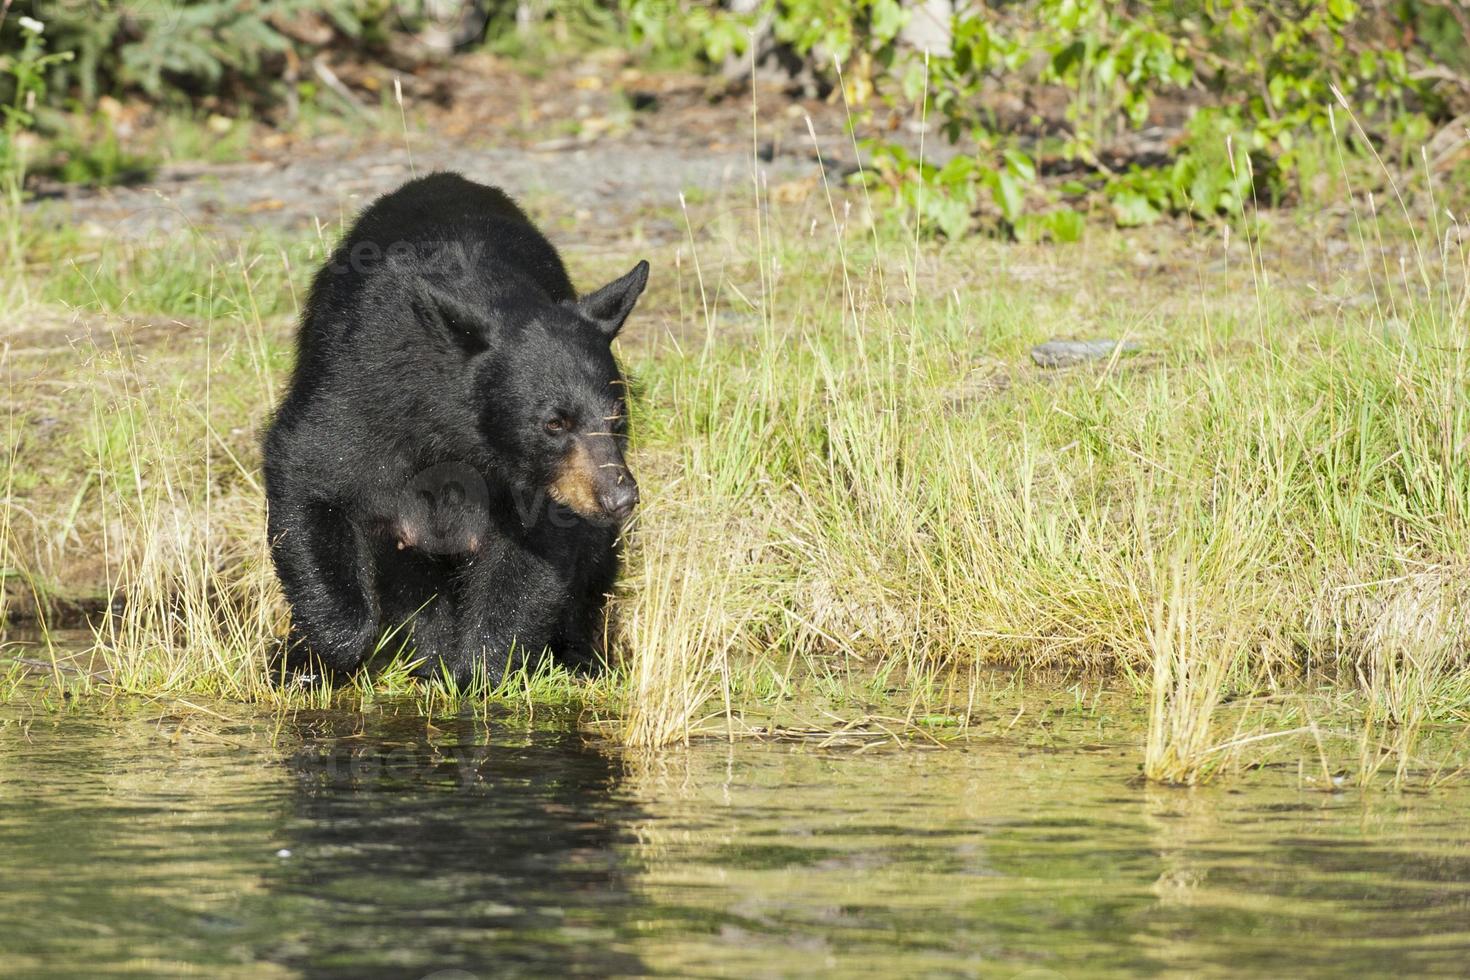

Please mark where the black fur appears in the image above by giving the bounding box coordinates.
[264,172,648,685]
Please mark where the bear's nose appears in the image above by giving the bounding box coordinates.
[599,481,639,522]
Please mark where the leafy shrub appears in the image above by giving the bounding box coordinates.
[615,0,1465,233]
[4,2,1465,232]
[0,1,377,110]
[2,10,72,204]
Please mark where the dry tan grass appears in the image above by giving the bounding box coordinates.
[1312,566,1470,783]
[1139,557,1247,785]
[1316,566,1470,668]
[619,510,747,747]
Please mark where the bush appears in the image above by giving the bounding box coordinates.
[0,1,376,110]
[4,2,1466,231]
[616,0,1467,232]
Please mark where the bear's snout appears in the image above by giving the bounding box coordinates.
[598,479,639,522]
[550,437,639,523]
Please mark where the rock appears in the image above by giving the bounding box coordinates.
[1030,339,1140,368]
[900,0,954,57]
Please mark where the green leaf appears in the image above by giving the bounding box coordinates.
[937,155,978,183]
[930,195,973,240]
[1110,189,1161,227]
[1045,208,1086,242]
[1002,148,1036,182]
[1051,40,1086,78]
[991,169,1025,223]
[870,0,909,41]
[1015,209,1086,244]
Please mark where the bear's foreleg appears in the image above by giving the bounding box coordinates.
[420,540,565,687]
[268,495,382,679]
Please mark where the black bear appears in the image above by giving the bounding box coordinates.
[263,172,647,686]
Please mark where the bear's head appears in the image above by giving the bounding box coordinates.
[428,261,648,525]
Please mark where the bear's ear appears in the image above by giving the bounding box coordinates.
[574,260,649,339]
[418,281,492,356]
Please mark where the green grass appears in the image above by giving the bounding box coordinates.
[1,129,1468,782]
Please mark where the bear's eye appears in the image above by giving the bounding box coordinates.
[544,416,570,435]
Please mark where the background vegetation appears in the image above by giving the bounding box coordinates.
[5,2,1469,229]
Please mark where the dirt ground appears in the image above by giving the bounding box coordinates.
[27,52,865,252]
[23,50,1423,327]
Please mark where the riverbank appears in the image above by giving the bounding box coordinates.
[3,57,1468,785]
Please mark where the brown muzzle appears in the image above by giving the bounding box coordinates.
[549,437,638,522]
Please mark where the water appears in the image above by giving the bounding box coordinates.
[2,698,1469,978]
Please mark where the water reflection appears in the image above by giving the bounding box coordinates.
[0,709,647,977]
[620,741,1470,977]
[269,714,645,977]
[0,711,292,976]
[2,701,1469,977]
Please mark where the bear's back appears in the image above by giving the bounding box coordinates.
[313,173,574,319]
[349,173,573,300]
[286,173,574,395]
[273,173,573,463]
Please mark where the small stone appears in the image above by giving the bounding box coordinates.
[1030,339,1140,369]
